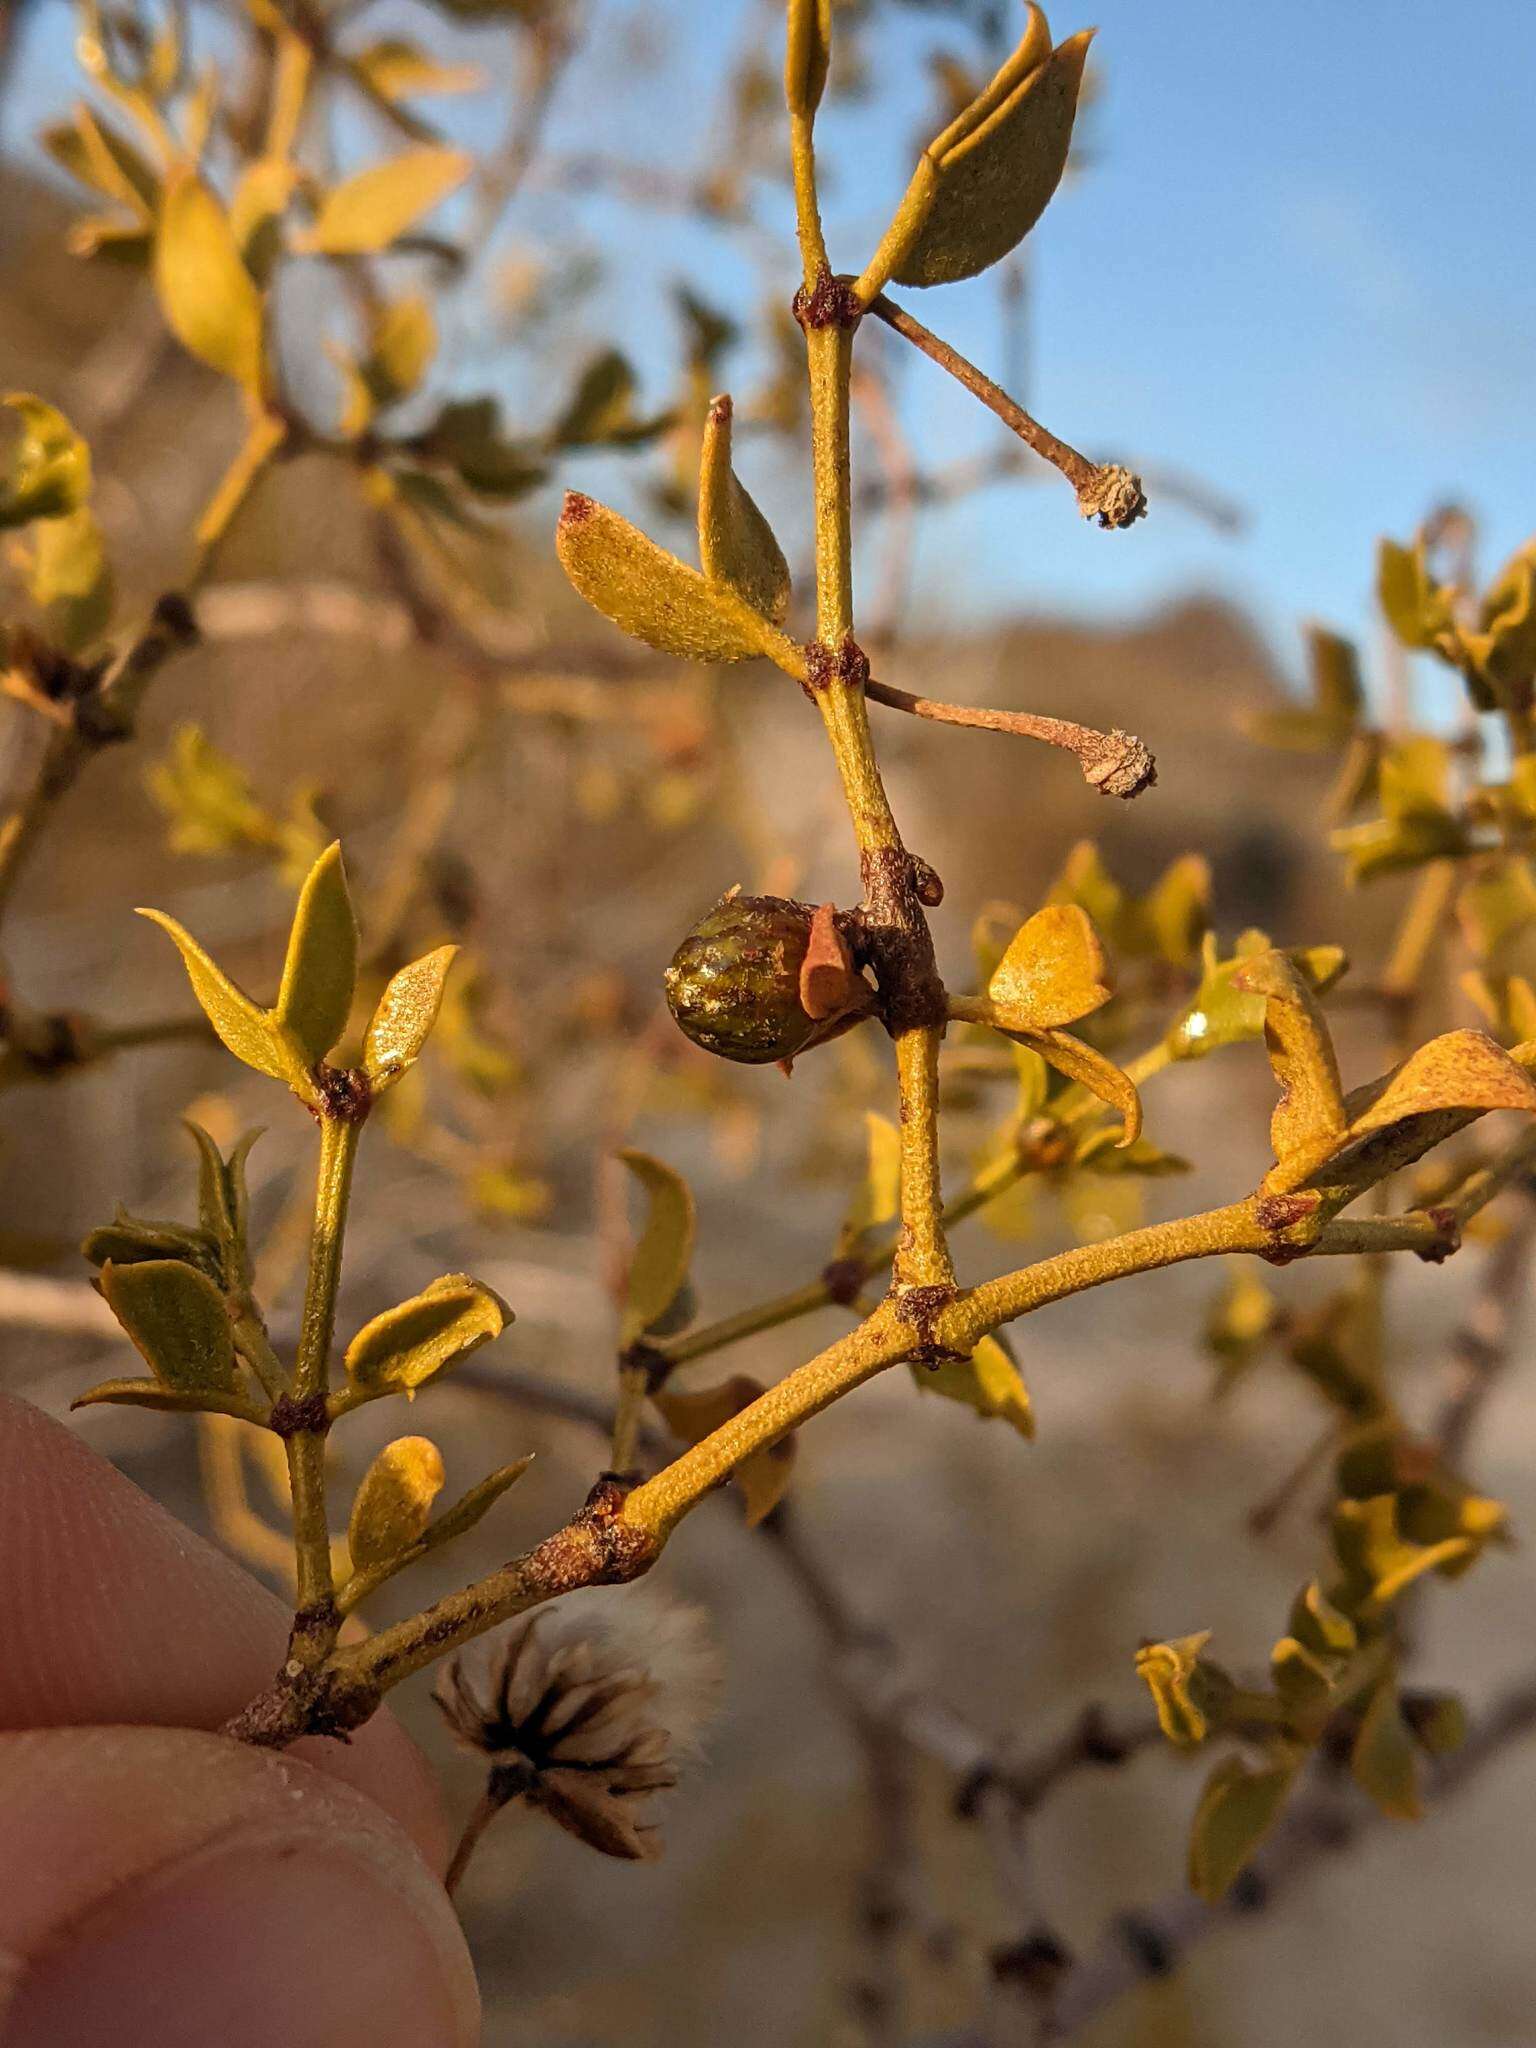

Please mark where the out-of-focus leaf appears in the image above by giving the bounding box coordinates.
[154,168,264,394]
[25,506,114,648]
[1188,1753,1298,1902]
[618,1149,695,1346]
[1351,1673,1422,1820]
[1167,932,1348,1061]
[551,348,671,449]
[840,1111,901,1242]
[352,39,485,99]
[0,394,91,527]
[347,1435,446,1567]
[302,147,471,255]
[1135,1631,1233,1747]
[654,1374,793,1526]
[912,1331,1033,1437]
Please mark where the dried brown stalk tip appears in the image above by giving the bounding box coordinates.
[1077,466,1148,531]
[1081,727,1157,800]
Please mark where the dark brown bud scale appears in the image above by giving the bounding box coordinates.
[664,892,818,1064]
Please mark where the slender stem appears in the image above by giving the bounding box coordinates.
[789,111,829,286]
[609,1360,649,1473]
[892,1030,953,1288]
[660,1277,838,1368]
[285,1113,362,1637]
[863,679,1154,800]
[867,292,1146,530]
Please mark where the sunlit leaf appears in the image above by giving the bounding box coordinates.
[137,908,304,1088]
[1134,1631,1232,1747]
[0,394,91,527]
[1232,950,1347,1179]
[347,1435,446,1567]
[154,167,264,394]
[25,506,113,648]
[891,12,1092,287]
[697,394,790,624]
[344,1272,512,1395]
[303,147,471,255]
[275,842,358,1067]
[987,902,1111,1029]
[556,492,778,663]
[364,945,458,1089]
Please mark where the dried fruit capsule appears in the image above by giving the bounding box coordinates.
[664,892,818,1064]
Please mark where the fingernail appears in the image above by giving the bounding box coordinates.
[4,1834,479,2048]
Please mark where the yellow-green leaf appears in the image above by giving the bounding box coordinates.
[1377,536,1454,652]
[275,841,358,1067]
[654,1374,793,1526]
[370,293,436,403]
[100,1257,237,1393]
[71,1376,262,1420]
[364,945,458,1089]
[618,1148,695,1345]
[154,167,264,393]
[1134,1632,1232,1748]
[784,0,832,118]
[987,902,1111,1028]
[556,493,777,664]
[697,394,791,625]
[137,908,303,1087]
[841,1111,902,1242]
[0,393,91,527]
[419,1456,534,1552]
[1188,1753,1298,1902]
[347,1435,446,1567]
[1167,932,1348,1061]
[1232,950,1347,1180]
[303,146,470,256]
[1351,1674,1422,1820]
[351,39,484,100]
[26,505,114,649]
[344,1272,512,1395]
[229,158,301,278]
[892,15,1093,287]
[912,1331,1034,1438]
[1348,1029,1536,1139]
[1011,1024,1142,1145]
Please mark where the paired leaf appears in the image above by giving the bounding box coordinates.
[840,1111,902,1243]
[1351,1673,1422,1820]
[1167,932,1348,1062]
[784,0,832,119]
[154,168,264,394]
[364,946,458,1088]
[556,493,778,663]
[911,1331,1034,1438]
[302,147,471,255]
[987,902,1111,1028]
[100,1257,237,1393]
[618,1149,695,1346]
[275,841,358,1066]
[697,396,790,624]
[347,1435,446,1567]
[1232,950,1347,1181]
[344,1273,512,1396]
[891,11,1092,287]
[25,506,114,648]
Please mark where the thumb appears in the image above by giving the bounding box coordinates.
[0,1727,479,2048]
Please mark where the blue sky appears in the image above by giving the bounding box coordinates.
[8,0,1534,698]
